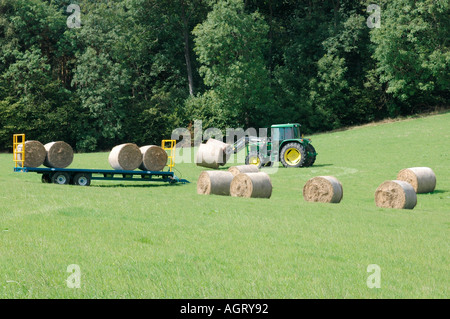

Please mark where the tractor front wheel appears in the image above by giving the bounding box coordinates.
[245,152,263,169]
[280,143,306,168]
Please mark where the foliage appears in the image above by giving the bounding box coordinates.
[0,0,448,150]
[191,0,275,129]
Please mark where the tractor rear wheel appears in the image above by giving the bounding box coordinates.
[280,143,306,168]
[304,144,317,167]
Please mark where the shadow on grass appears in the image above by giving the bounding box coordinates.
[430,189,447,194]
[215,163,334,169]
[309,164,333,168]
[90,183,185,188]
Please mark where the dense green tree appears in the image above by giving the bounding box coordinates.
[0,0,448,151]
[371,0,450,114]
[0,0,81,150]
[190,0,275,129]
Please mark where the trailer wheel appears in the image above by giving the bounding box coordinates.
[72,173,91,186]
[41,173,51,183]
[51,172,70,185]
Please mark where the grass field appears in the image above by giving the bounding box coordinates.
[0,112,449,299]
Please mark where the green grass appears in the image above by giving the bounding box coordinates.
[1,112,449,298]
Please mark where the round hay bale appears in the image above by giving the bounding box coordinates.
[43,141,74,168]
[139,145,168,171]
[228,165,259,177]
[206,138,232,165]
[230,172,272,198]
[197,171,234,196]
[375,180,417,209]
[108,143,142,171]
[397,167,436,194]
[303,176,343,204]
[16,140,46,168]
[195,143,221,169]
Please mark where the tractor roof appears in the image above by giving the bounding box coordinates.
[271,123,301,128]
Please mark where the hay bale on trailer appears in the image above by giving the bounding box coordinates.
[197,171,234,196]
[375,180,417,209]
[195,143,221,169]
[43,141,74,168]
[139,145,168,171]
[16,140,46,168]
[108,143,142,171]
[230,172,272,198]
[397,167,436,194]
[303,176,343,204]
[228,165,259,177]
[206,138,232,166]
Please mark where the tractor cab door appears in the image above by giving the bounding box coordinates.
[271,126,299,141]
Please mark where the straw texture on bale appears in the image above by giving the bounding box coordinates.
[197,171,234,196]
[108,143,142,171]
[375,180,417,209]
[195,143,221,169]
[139,145,168,171]
[206,138,232,166]
[44,141,74,168]
[230,172,272,198]
[303,176,343,203]
[16,140,46,168]
[228,165,259,177]
[397,167,436,194]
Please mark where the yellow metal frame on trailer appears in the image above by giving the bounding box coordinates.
[161,139,176,172]
[13,134,25,168]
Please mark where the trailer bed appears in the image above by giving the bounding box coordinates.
[14,167,189,186]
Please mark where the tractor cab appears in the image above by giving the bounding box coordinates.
[270,123,302,141]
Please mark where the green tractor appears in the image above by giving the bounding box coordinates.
[233,123,317,168]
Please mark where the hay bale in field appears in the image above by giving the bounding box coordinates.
[108,143,142,171]
[139,145,168,171]
[228,165,259,177]
[206,138,232,166]
[230,172,272,198]
[197,171,234,196]
[195,143,221,169]
[303,176,343,204]
[43,141,74,168]
[16,140,46,168]
[397,167,436,194]
[375,180,417,209]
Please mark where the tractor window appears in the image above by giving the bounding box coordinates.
[285,128,294,139]
[272,128,284,141]
[279,129,285,140]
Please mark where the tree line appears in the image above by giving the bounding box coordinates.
[0,0,448,151]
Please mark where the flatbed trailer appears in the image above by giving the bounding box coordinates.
[13,166,189,186]
[12,134,189,186]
